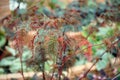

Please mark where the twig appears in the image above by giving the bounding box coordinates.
[50,70,55,80]
[78,39,120,79]
[15,35,25,80]
[42,63,46,80]
[112,72,120,80]
[78,51,106,80]
[16,45,25,80]
[18,47,25,80]
[20,55,25,80]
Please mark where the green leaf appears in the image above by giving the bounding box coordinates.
[22,48,32,61]
[96,59,108,71]
[0,57,15,66]
[81,27,89,37]
[95,49,112,71]
[118,41,120,48]
[6,47,16,56]
[74,58,86,66]
[0,36,6,48]
[88,0,97,7]
[10,62,26,73]
[10,58,27,73]
[51,0,57,3]
[10,62,21,73]
[97,27,112,36]
[118,68,120,72]
[0,68,4,74]
[18,9,27,14]
[45,61,53,71]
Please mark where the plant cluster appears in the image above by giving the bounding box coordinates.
[0,0,120,80]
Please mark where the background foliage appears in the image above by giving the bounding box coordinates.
[0,0,120,79]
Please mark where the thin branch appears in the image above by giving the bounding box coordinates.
[78,39,120,79]
[79,51,107,80]
[42,63,46,80]
[15,36,25,80]
[112,72,120,80]
[20,55,25,80]
[50,70,55,80]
